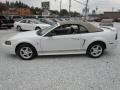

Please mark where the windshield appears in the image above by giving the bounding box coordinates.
[37,24,58,36]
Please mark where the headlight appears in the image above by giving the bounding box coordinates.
[5,41,11,45]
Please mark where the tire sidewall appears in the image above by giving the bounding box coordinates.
[87,43,104,58]
[17,26,22,31]
[16,44,37,60]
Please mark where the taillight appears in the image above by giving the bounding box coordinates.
[115,34,118,40]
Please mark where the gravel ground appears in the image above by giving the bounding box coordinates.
[0,23,120,90]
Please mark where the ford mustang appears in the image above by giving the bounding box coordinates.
[4,21,118,60]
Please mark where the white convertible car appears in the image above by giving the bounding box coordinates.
[14,19,50,31]
[4,21,118,60]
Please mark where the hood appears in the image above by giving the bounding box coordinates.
[9,31,39,40]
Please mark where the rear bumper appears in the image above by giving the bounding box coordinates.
[106,40,118,51]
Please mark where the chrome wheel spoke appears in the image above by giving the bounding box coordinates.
[26,53,31,57]
[20,47,33,59]
[90,45,103,57]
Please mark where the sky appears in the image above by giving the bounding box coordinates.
[1,0,120,14]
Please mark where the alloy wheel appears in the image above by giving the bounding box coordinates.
[90,45,103,57]
[20,47,33,59]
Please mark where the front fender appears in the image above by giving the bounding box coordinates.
[13,38,39,53]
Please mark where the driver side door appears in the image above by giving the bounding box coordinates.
[40,24,84,53]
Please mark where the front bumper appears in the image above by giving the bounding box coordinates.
[3,43,15,55]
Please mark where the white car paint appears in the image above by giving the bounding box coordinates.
[4,23,118,58]
[14,19,50,31]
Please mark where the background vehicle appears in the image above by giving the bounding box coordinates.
[4,21,118,60]
[23,16,36,19]
[33,15,42,19]
[14,19,50,31]
[0,16,14,28]
[100,19,114,27]
[9,15,23,22]
[94,17,102,22]
[39,18,56,25]
[115,18,120,22]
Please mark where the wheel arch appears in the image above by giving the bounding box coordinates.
[87,41,107,50]
[17,25,21,28]
[35,26,41,30]
[15,42,38,55]
[16,25,22,30]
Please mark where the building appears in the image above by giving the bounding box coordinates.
[17,8,31,16]
[2,8,19,15]
[91,12,120,22]
[2,8,31,16]
[103,12,120,19]
[97,12,120,20]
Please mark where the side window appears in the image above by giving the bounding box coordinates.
[54,25,71,36]
[33,21,39,24]
[70,25,79,34]
[78,25,89,33]
[46,24,79,36]
[21,20,26,23]
[27,20,33,24]
[29,20,37,24]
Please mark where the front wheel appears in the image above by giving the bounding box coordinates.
[35,27,41,31]
[87,43,104,58]
[16,44,37,60]
[17,26,22,31]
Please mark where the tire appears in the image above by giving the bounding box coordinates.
[16,44,37,60]
[87,43,105,58]
[35,27,41,31]
[17,26,22,31]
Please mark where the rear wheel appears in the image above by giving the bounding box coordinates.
[87,43,104,58]
[16,44,37,60]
